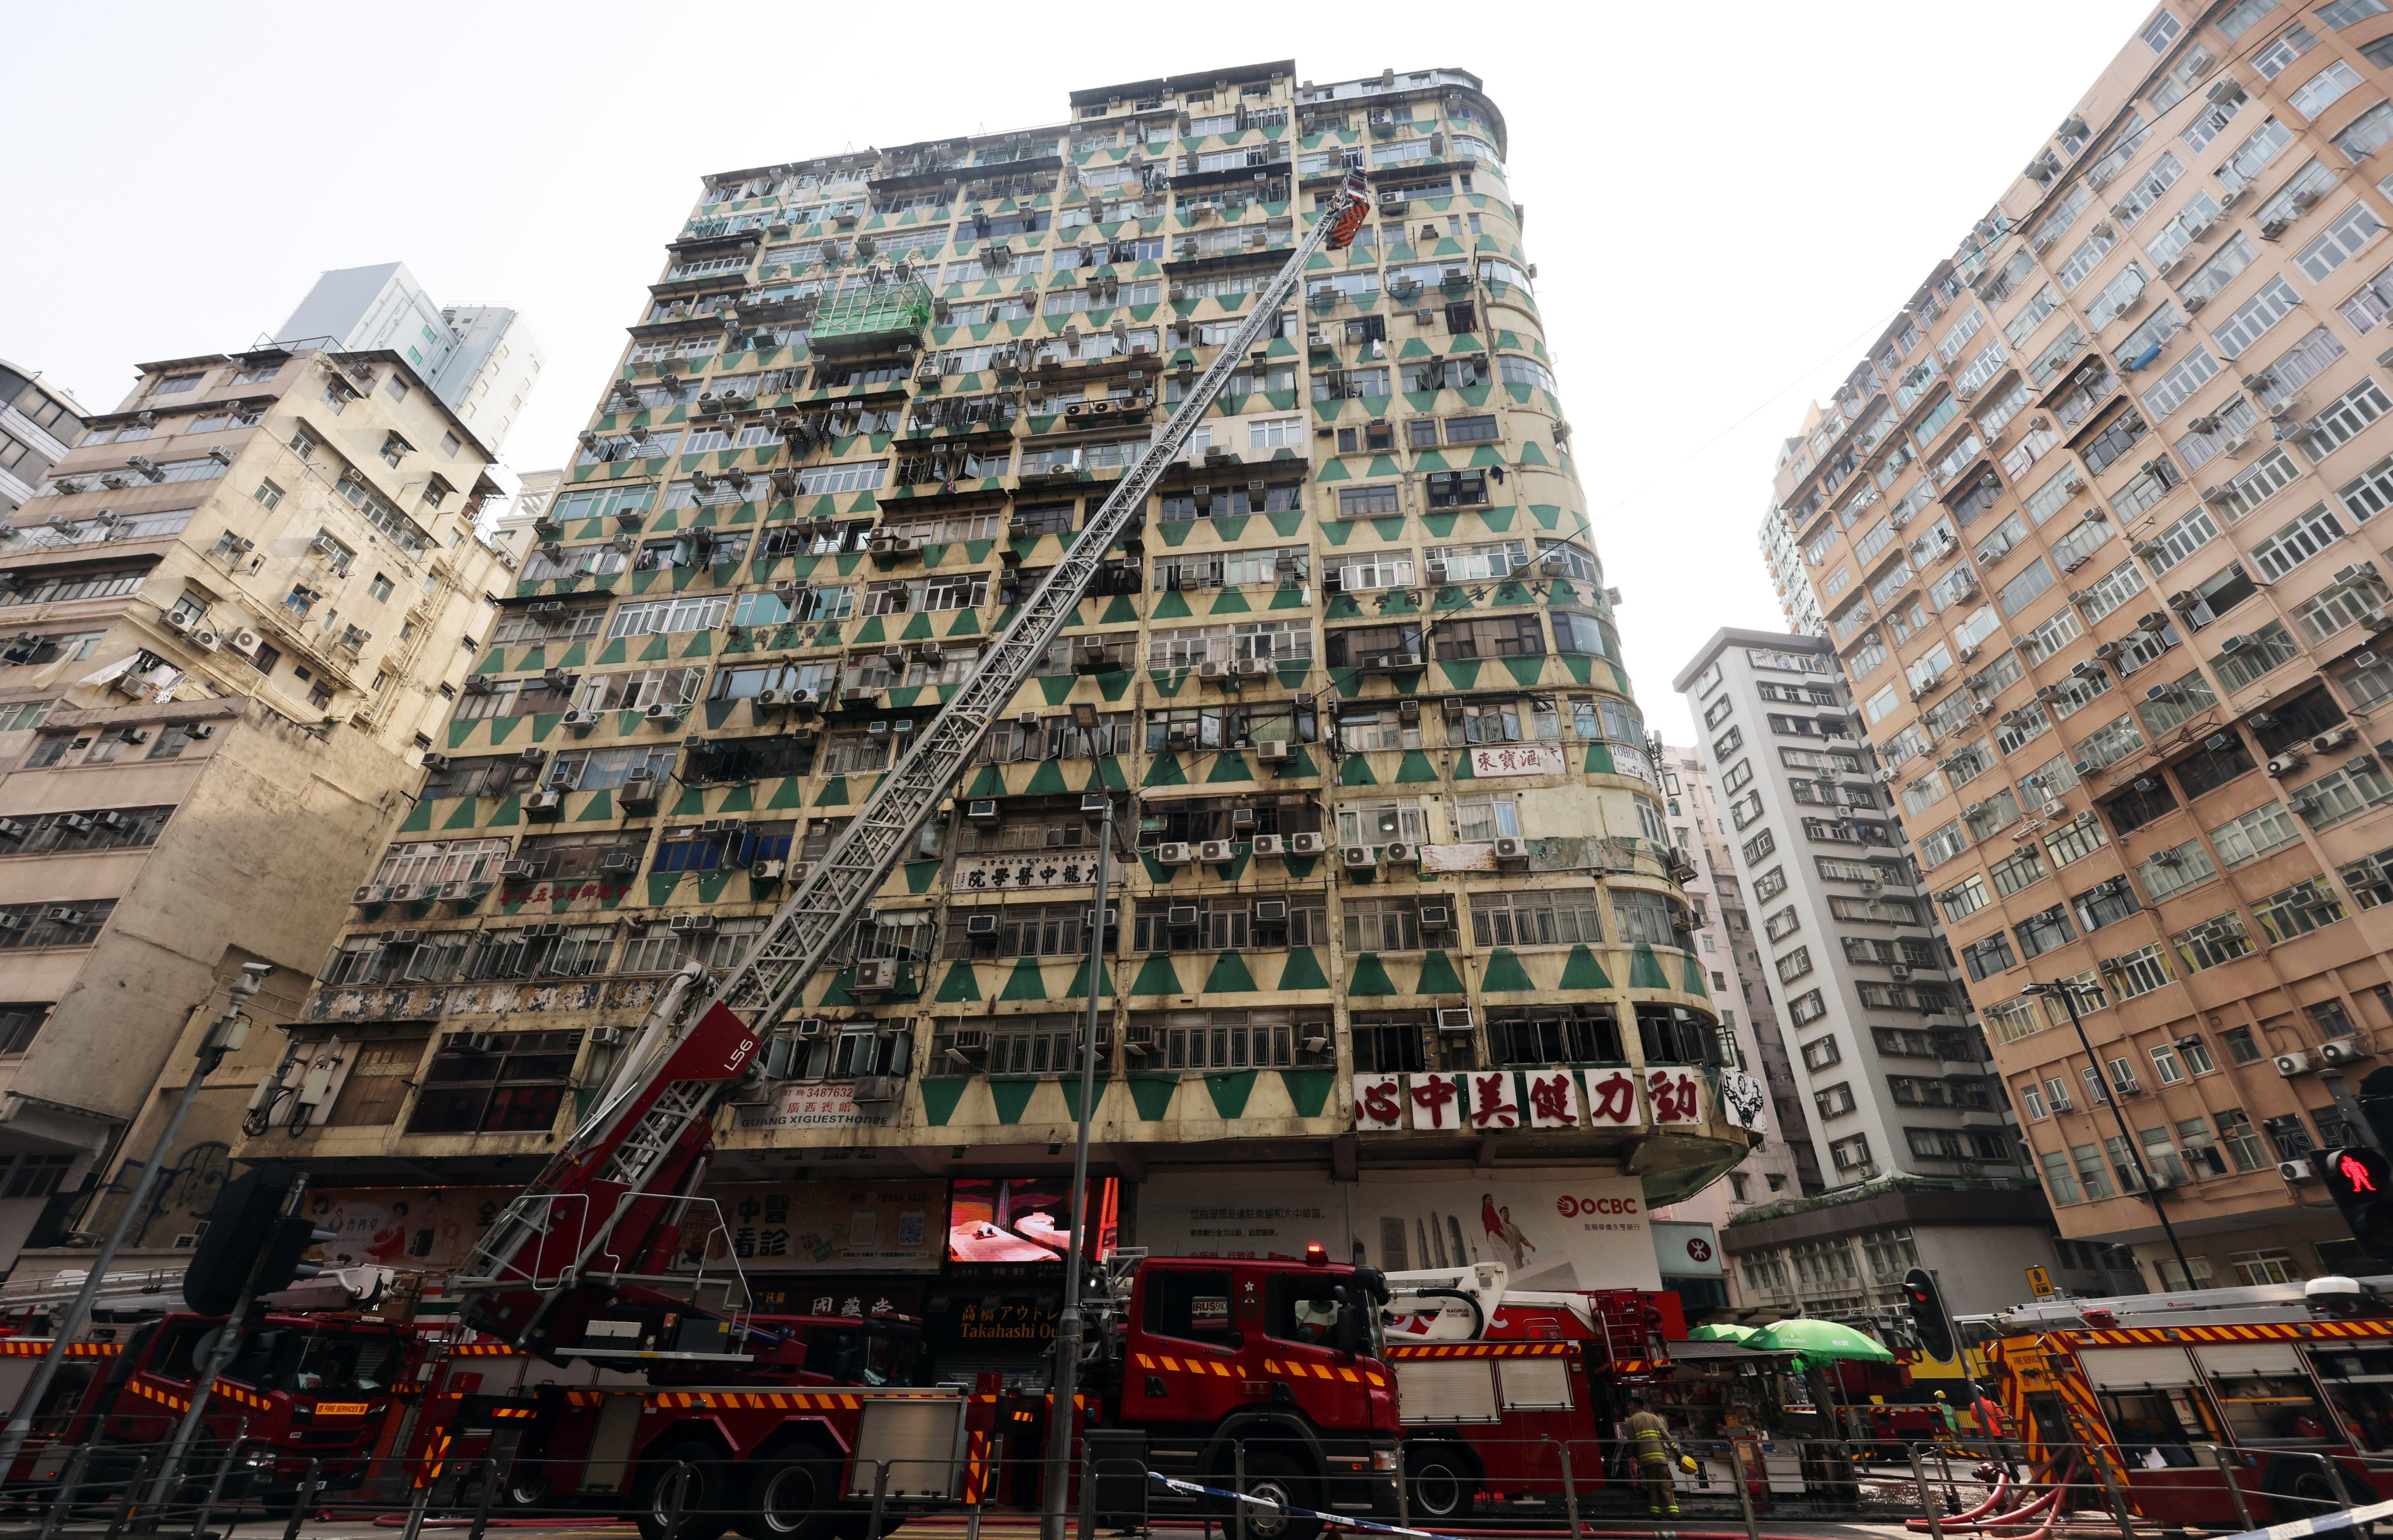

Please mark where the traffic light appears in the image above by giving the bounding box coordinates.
[182,1164,328,1316]
[2359,1067,2393,1153]
[1901,1268,1955,1362]
[2319,1146,2393,1261]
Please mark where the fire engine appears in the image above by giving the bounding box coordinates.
[1975,1274,2393,1525]
[0,1309,406,1492]
[1376,1263,1678,1520]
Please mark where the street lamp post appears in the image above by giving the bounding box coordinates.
[2022,980,2194,1281]
[1040,767,1117,1540]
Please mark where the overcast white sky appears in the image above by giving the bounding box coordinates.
[5,0,2152,739]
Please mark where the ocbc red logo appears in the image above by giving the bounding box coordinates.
[1556,1195,1640,1218]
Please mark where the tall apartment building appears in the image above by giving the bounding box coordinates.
[1661,744,1825,1203]
[231,61,1761,1357]
[1673,629,2087,1317]
[1768,1,2393,1288]
[0,345,510,1267]
[1650,745,1820,1311]
[1760,502,1827,637]
[276,265,545,454]
[0,361,89,518]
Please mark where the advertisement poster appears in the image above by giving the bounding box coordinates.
[946,1177,1119,1264]
[303,1187,515,1271]
[1135,1169,1658,1292]
[681,1181,947,1274]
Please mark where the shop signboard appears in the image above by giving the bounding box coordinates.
[681,1180,948,1273]
[302,1187,515,1271]
[1136,1168,1659,1292]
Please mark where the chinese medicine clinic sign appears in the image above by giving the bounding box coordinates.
[1467,743,1567,779]
[679,1181,947,1274]
[1137,1169,1659,1292]
[951,852,1107,893]
[1350,1067,1705,1133]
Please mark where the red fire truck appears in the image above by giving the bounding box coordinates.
[1979,1276,2393,1525]
[0,1310,407,1492]
[1376,1263,1681,1521]
[1067,1248,1402,1540]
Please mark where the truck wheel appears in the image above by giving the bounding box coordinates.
[1238,1454,1320,1540]
[742,1452,841,1540]
[1407,1446,1476,1521]
[636,1440,735,1540]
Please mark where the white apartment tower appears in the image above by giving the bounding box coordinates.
[275,265,544,455]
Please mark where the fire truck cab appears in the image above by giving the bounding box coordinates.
[1978,1275,2393,1524]
[1083,1252,1402,1540]
[1,1312,406,1490]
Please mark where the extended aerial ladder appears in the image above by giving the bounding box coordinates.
[454,171,1378,1357]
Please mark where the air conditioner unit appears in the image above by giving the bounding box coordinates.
[2315,725,2360,752]
[643,702,683,722]
[527,789,564,814]
[2319,1039,2367,1066]
[2281,1157,2318,1182]
[1255,739,1291,764]
[500,859,539,880]
[1156,842,1194,865]
[1492,836,1529,863]
[231,629,263,653]
[2274,1049,2314,1077]
[1287,833,1327,856]
[669,914,718,934]
[1195,838,1233,862]
[1382,841,1419,865]
[1436,1008,1475,1035]
[2266,753,2307,777]
[1341,844,1381,873]
[853,959,899,993]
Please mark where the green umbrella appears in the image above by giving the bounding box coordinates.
[1746,1317,1896,1362]
[1686,1323,1758,1343]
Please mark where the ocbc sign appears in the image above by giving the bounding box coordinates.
[1555,1195,1640,1218]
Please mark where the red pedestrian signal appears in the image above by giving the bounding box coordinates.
[2321,1146,2393,1261]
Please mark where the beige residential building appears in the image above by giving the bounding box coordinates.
[0,345,510,1267]
[1771,1,2393,1287]
[233,61,1761,1354]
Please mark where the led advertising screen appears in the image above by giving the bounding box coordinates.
[946,1177,1118,1263]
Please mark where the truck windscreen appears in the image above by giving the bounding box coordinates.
[224,1329,397,1396]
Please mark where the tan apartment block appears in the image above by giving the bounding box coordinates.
[0,346,510,1267]
[1769,1,2393,1288]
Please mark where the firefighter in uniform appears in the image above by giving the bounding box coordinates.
[1624,1395,1679,1517]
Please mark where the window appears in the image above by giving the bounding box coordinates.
[404,1031,582,1135]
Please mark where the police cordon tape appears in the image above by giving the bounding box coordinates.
[2197,1496,2393,1540]
[1147,1471,1470,1540]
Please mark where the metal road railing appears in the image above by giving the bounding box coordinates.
[0,1430,2381,1539]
